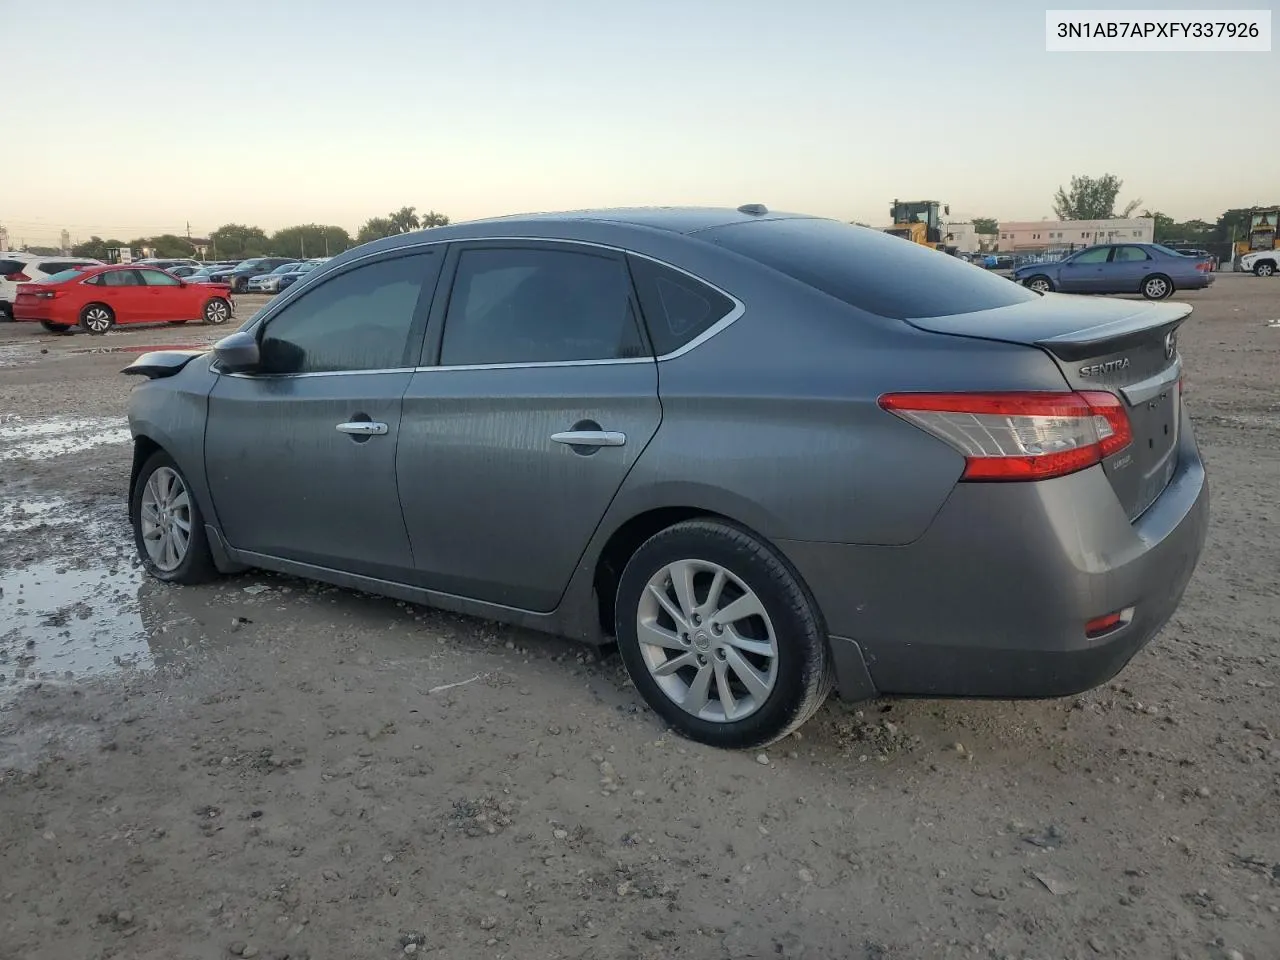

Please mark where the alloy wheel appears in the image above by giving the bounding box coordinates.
[205,299,230,324]
[1028,278,1051,293]
[83,307,112,333]
[635,559,779,723]
[139,466,193,572]
[1145,277,1170,299]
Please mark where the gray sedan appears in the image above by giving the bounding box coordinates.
[1011,242,1215,299]
[122,207,1209,749]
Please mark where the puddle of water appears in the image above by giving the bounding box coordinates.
[0,415,130,462]
[0,560,151,686]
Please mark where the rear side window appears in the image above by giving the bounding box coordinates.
[0,259,29,276]
[100,270,144,287]
[701,217,1038,320]
[627,255,736,356]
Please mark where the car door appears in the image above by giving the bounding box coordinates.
[95,268,149,320]
[397,241,662,612]
[204,248,443,581]
[1107,244,1153,293]
[137,267,187,320]
[1056,246,1112,292]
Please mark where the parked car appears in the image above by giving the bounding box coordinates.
[1011,242,1215,299]
[1,253,102,319]
[1238,249,1277,277]
[13,263,234,334]
[119,207,1208,749]
[219,257,297,293]
[167,264,206,279]
[1172,248,1216,271]
[250,259,327,294]
[136,258,202,271]
[246,261,302,293]
[182,266,225,284]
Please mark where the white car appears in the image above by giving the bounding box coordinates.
[1239,249,1277,277]
[0,253,103,319]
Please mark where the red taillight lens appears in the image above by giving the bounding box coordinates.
[1085,609,1132,638]
[4,271,32,282]
[878,390,1133,481]
[1195,262,1210,272]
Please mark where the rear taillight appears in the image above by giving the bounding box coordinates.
[4,271,32,282]
[878,391,1133,481]
[1195,262,1211,272]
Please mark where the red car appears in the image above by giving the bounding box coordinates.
[13,264,234,334]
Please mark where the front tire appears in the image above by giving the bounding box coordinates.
[79,303,115,335]
[202,297,231,325]
[1255,261,1276,278]
[1141,274,1173,300]
[130,450,219,585]
[39,321,71,333]
[614,519,833,749]
[1025,275,1054,294]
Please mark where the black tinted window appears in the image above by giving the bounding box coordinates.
[440,246,645,365]
[0,259,27,275]
[627,255,735,355]
[259,252,438,374]
[38,261,92,274]
[702,217,1038,320]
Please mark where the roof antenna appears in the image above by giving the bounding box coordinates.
[737,203,768,216]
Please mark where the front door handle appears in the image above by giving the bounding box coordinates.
[551,430,626,448]
[336,421,388,436]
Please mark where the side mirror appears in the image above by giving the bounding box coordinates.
[213,330,260,374]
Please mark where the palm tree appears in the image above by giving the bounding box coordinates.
[388,206,420,234]
[420,210,450,228]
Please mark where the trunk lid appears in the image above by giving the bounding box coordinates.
[905,293,1189,521]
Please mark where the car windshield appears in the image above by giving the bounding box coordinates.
[39,267,91,284]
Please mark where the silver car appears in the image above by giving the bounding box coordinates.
[122,206,1209,749]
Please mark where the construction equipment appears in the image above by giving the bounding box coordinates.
[885,200,954,253]
[1233,207,1279,259]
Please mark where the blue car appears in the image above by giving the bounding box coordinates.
[1011,243,1214,300]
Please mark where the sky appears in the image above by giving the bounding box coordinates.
[4,0,1275,247]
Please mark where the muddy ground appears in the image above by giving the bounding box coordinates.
[1,282,1277,960]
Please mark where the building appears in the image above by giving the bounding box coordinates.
[943,222,999,254]
[997,217,1154,252]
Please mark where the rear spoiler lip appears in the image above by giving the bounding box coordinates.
[1031,302,1193,361]
[121,349,207,379]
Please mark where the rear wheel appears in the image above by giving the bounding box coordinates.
[1025,275,1054,294]
[39,321,71,333]
[79,303,115,335]
[202,297,231,325]
[1255,261,1276,278]
[615,519,833,749]
[1141,274,1173,300]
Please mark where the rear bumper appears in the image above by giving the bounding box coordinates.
[780,405,1209,701]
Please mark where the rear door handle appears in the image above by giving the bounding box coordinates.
[336,421,388,436]
[551,430,626,447]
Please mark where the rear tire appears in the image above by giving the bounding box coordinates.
[39,321,71,333]
[1141,274,1173,300]
[1025,275,1054,294]
[202,297,231,325]
[130,449,219,585]
[79,303,115,335]
[614,519,834,749]
[1255,261,1276,278]
[0,303,12,321]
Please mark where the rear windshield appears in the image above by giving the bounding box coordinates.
[700,217,1038,319]
[0,258,29,275]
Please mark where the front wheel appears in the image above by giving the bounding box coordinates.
[1141,274,1173,300]
[79,303,115,335]
[40,321,71,333]
[615,519,833,749]
[1255,261,1276,278]
[202,297,231,325]
[130,450,219,584]
[1025,275,1054,294]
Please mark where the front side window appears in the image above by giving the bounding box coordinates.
[1069,247,1111,264]
[257,251,438,375]
[140,269,182,286]
[439,246,645,366]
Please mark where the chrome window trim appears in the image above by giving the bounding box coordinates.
[227,235,745,380]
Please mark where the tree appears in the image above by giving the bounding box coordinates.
[1052,174,1141,220]
[356,216,396,245]
[21,245,60,256]
[388,206,420,234]
[210,223,270,259]
[126,234,195,258]
[972,217,998,235]
[71,236,127,260]
[419,210,450,228]
[269,224,353,259]
[1142,209,1176,242]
